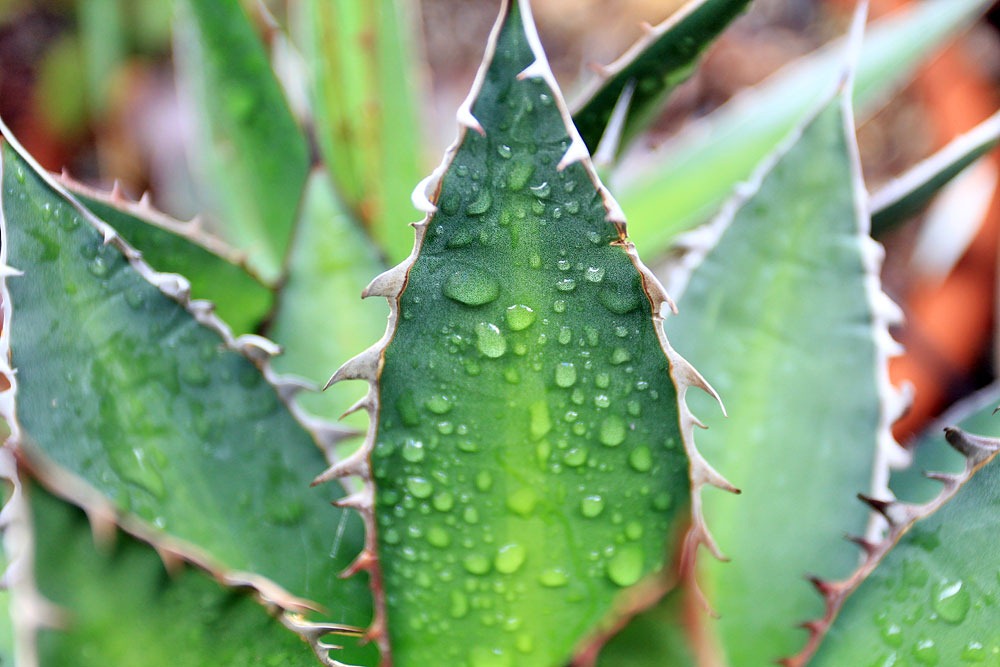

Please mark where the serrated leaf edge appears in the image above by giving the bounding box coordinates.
[0,123,361,667]
[779,427,1000,667]
[320,1,733,662]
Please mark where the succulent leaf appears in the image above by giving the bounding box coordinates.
[571,0,751,163]
[11,468,349,667]
[0,133,375,665]
[662,33,907,662]
[60,176,273,335]
[795,428,1000,666]
[595,588,696,667]
[174,0,310,283]
[871,108,1000,235]
[292,0,426,263]
[266,170,389,427]
[617,0,993,256]
[330,2,726,664]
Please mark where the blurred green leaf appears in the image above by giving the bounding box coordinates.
[618,0,993,255]
[77,0,126,115]
[663,88,881,662]
[597,590,696,667]
[292,0,425,263]
[174,0,310,283]
[572,0,751,161]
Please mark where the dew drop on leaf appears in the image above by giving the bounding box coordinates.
[475,322,507,358]
[932,579,971,624]
[443,268,500,306]
[505,304,536,331]
[607,545,644,587]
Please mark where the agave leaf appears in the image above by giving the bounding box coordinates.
[291,0,426,263]
[571,0,751,163]
[7,468,347,667]
[795,428,1000,666]
[618,0,993,255]
[890,382,1000,505]
[266,169,389,427]
[0,133,376,665]
[871,108,1000,235]
[174,0,310,283]
[325,1,730,664]
[60,177,273,335]
[662,35,906,661]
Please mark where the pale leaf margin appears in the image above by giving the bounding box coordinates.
[314,0,736,662]
[0,121,361,667]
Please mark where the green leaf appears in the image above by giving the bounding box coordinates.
[871,108,1000,235]
[174,0,310,283]
[662,77,898,663]
[596,590,696,667]
[571,0,751,161]
[0,134,376,665]
[266,169,388,426]
[77,0,127,115]
[805,429,1000,667]
[328,2,726,664]
[292,0,426,263]
[890,382,1000,505]
[62,178,273,335]
[617,0,993,256]
[17,478,331,667]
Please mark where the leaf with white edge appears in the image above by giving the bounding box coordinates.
[571,0,751,164]
[617,0,993,255]
[0,134,376,666]
[794,428,1000,667]
[266,169,388,428]
[871,108,1000,235]
[891,381,1000,505]
[12,472,347,667]
[328,1,731,665]
[174,0,310,283]
[662,33,907,662]
[291,0,426,263]
[61,177,273,335]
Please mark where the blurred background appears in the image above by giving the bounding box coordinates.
[1,0,998,443]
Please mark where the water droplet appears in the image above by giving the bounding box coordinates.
[598,415,627,447]
[607,545,644,587]
[406,477,434,499]
[881,624,904,648]
[611,348,631,365]
[553,300,566,313]
[384,528,401,545]
[595,372,610,389]
[402,438,426,462]
[960,641,986,662]
[599,285,642,315]
[627,400,641,416]
[554,362,577,388]
[450,590,469,618]
[467,188,493,215]
[508,160,534,191]
[530,182,551,198]
[443,269,500,306]
[594,394,611,409]
[580,495,605,518]
[497,144,513,159]
[475,470,493,492]
[539,568,569,587]
[558,327,572,345]
[529,400,551,440]
[507,488,537,517]
[504,367,521,384]
[625,521,643,540]
[506,305,536,331]
[584,267,605,283]
[557,259,571,272]
[911,639,938,665]
[426,395,453,415]
[428,526,451,548]
[463,553,492,575]
[629,446,652,472]
[14,166,26,183]
[432,492,455,512]
[556,278,577,292]
[88,255,109,277]
[495,543,527,574]
[437,421,454,435]
[563,448,587,467]
[463,507,480,524]
[476,322,507,358]
[933,579,971,624]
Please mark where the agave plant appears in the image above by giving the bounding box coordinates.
[1,0,999,666]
